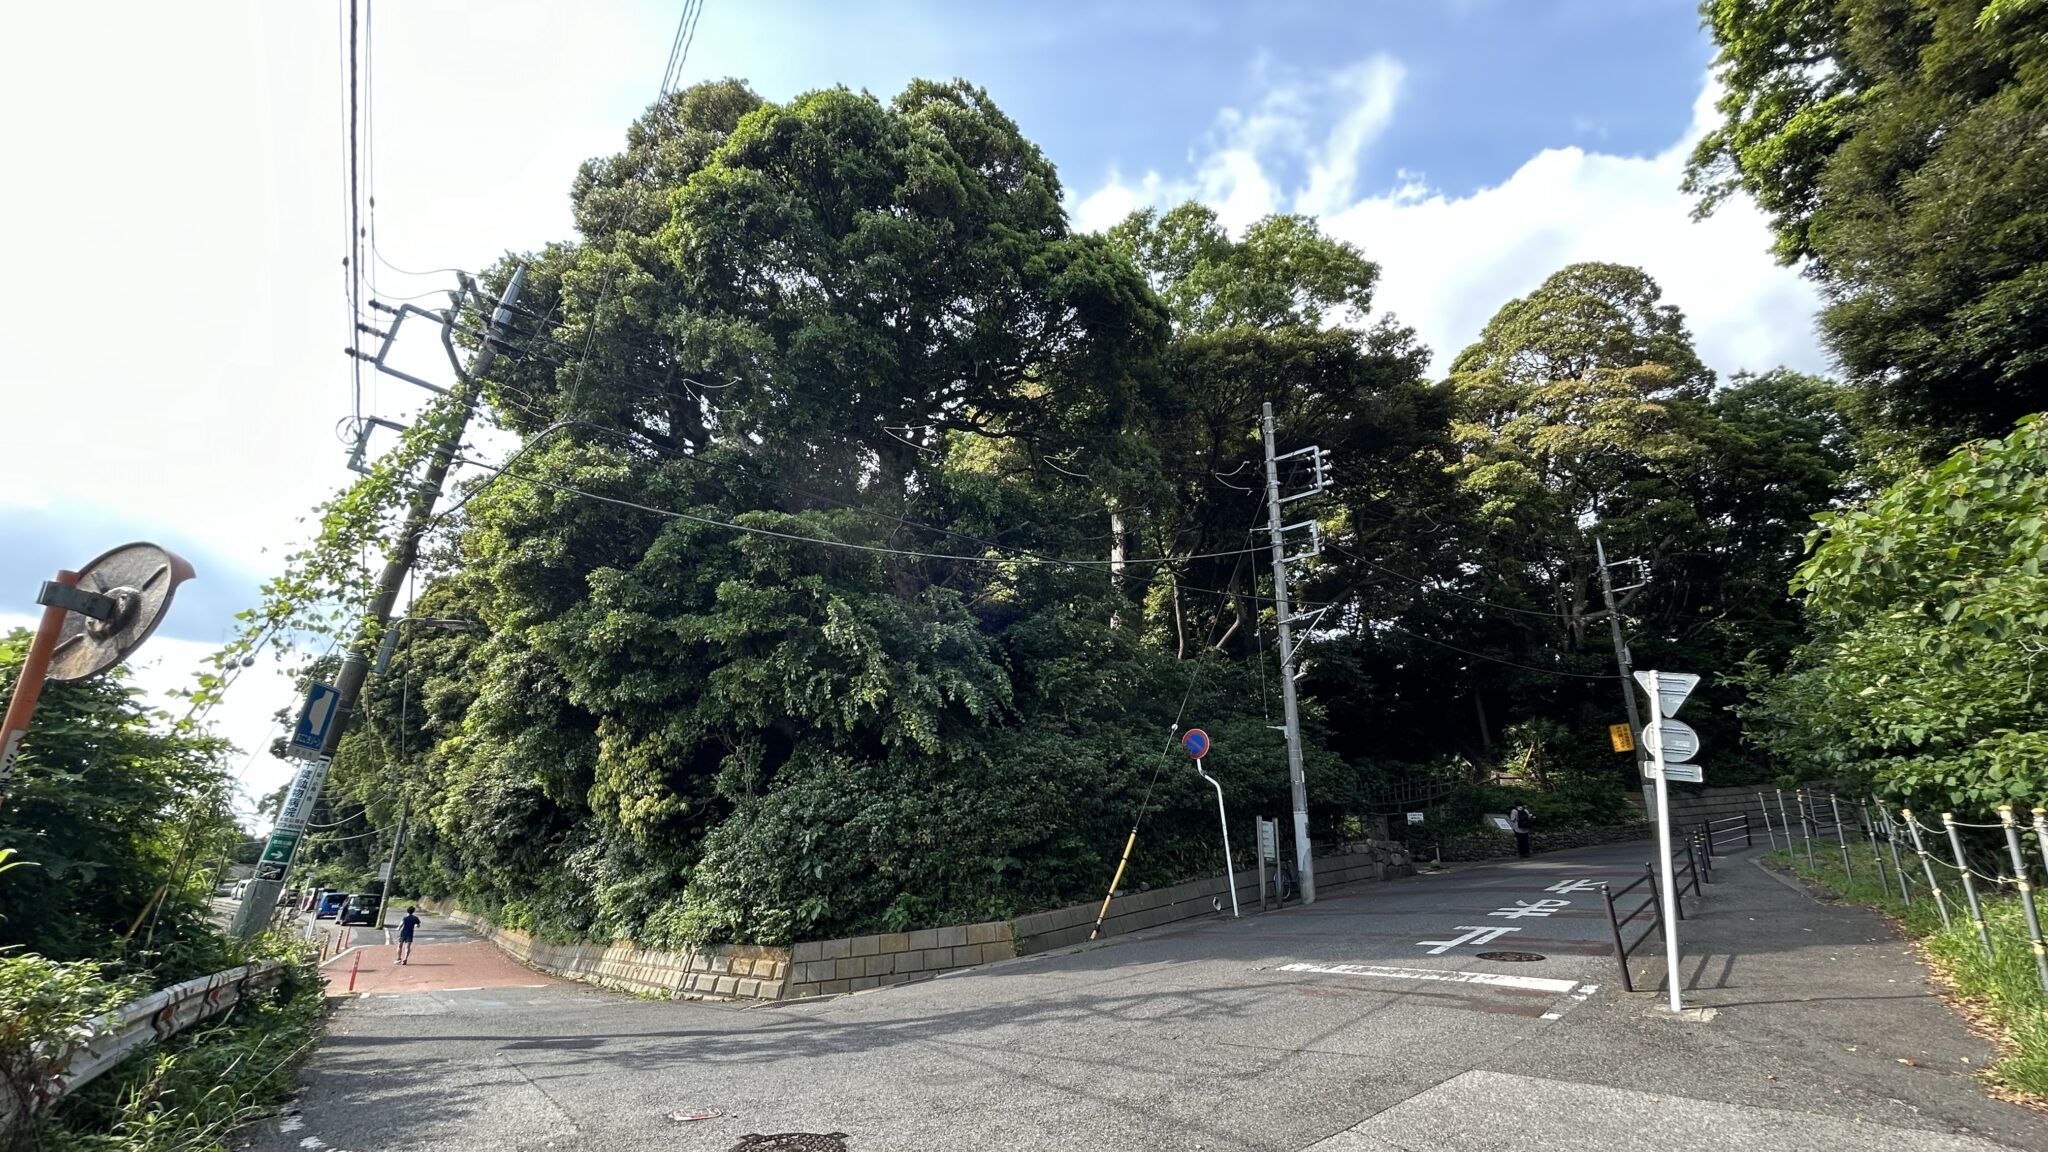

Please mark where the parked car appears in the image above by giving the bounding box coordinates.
[337,893,382,926]
[231,880,250,900]
[314,891,349,919]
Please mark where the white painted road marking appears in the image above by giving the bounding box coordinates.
[1546,878,1604,894]
[1487,898,1571,919]
[1277,961,1579,995]
[1416,925,1521,954]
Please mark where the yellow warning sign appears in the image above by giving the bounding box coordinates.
[1609,723,1635,753]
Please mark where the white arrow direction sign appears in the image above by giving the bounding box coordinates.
[1633,670,1700,718]
[1639,718,1700,762]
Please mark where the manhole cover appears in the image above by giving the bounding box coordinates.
[1475,951,1546,962]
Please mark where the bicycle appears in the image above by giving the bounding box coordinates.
[1272,860,1298,903]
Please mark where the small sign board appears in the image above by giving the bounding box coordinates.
[1608,724,1635,753]
[1487,813,1514,833]
[1644,761,1704,783]
[258,828,301,865]
[1640,719,1700,762]
[1632,670,1700,718]
[1406,811,1425,825]
[287,682,342,759]
[1257,818,1278,862]
[378,862,393,882]
[1181,728,1209,758]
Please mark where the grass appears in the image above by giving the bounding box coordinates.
[1771,842,2048,1101]
[9,946,328,1152]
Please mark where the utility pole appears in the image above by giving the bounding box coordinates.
[231,266,524,938]
[1595,536,1648,775]
[375,797,407,929]
[1261,402,1328,905]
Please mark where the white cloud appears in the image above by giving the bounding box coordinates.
[1070,62,1827,381]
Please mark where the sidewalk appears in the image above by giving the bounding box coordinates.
[320,915,560,996]
[1318,844,2047,1151]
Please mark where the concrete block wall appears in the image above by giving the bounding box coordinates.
[784,921,1018,998]
[416,839,1415,1001]
[434,909,791,1001]
[1013,841,1414,955]
[1643,783,1814,838]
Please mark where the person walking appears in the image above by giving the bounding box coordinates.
[1509,803,1535,858]
[396,906,421,965]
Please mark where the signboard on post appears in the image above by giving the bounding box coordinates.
[1608,724,1634,753]
[1639,719,1700,762]
[1406,811,1425,825]
[1181,728,1209,759]
[1257,818,1278,862]
[1634,670,1701,1016]
[1633,671,1700,718]
[286,683,341,760]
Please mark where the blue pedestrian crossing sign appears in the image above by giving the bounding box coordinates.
[1181,728,1210,759]
[287,682,341,759]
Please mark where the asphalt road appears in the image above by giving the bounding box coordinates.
[254,843,2048,1152]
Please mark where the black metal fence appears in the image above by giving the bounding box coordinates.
[1598,865,1667,993]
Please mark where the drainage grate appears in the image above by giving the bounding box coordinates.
[1475,951,1546,962]
[729,1135,852,1152]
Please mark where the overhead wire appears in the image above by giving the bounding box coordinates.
[452,453,1267,568]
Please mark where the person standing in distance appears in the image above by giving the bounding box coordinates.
[397,906,421,965]
[1509,803,1535,858]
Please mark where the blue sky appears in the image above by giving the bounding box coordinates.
[0,0,1811,808]
[716,1,1717,205]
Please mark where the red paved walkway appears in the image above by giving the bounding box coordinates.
[321,927,560,995]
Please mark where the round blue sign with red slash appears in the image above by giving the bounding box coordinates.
[1181,728,1210,759]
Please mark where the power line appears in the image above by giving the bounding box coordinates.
[1327,542,1566,620]
[452,454,1266,569]
[1379,624,1615,681]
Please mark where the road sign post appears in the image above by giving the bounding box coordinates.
[1184,730,1237,919]
[1634,670,1700,1014]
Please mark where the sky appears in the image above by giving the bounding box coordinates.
[0,1,1823,818]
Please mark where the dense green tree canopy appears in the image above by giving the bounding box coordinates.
[1687,0,2048,442]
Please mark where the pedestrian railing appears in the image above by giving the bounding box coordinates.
[1700,813,1752,856]
[1598,865,1668,993]
[7,960,286,1126]
[1758,788,2048,996]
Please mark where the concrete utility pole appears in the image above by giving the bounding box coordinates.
[1595,537,1648,775]
[1261,402,1327,905]
[232,267,524,938]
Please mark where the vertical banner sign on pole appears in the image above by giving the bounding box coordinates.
[1634,670,1699,1014]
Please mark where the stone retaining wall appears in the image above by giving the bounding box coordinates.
[1406,821,1654,863]
[422,838,1414,1002]
[784,922,1018,999]
[433,907,792,1000]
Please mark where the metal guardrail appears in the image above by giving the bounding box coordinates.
[39,960,285,1108]
[1701,813,1752,855]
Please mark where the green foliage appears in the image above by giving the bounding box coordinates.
[1687,0,2048,442]
[1,951,137,1133]
[7,943,325,1152]
[0,634,240,980]
[260,80,1875,954]
[1744,417,2048,806]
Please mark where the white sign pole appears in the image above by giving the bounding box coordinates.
[1649,671,1683,1013]
[1194,757,1239,918]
